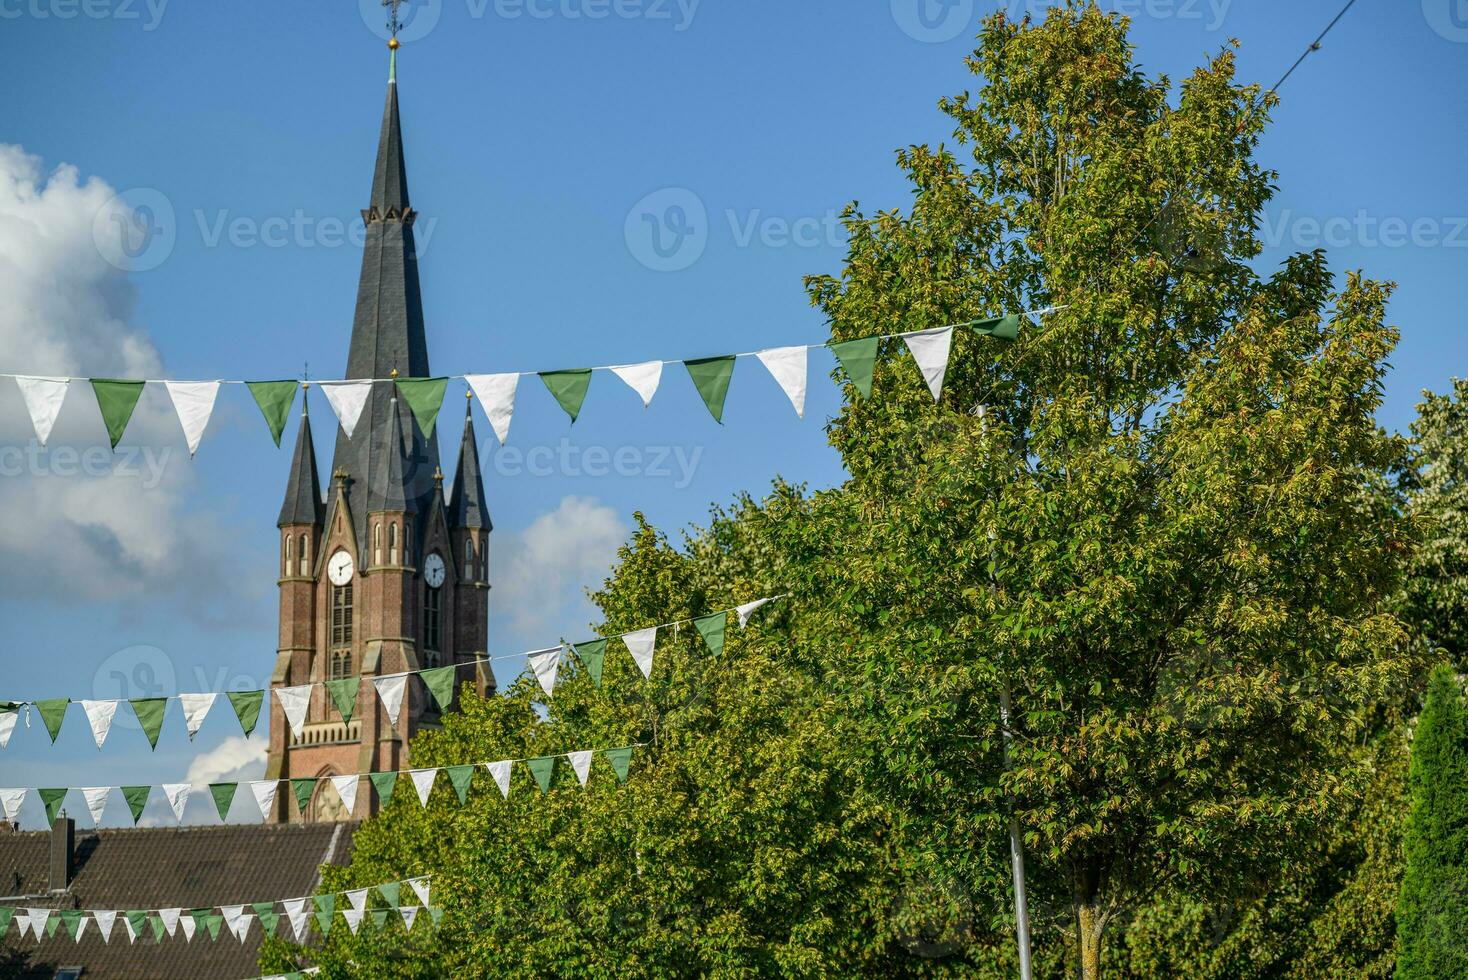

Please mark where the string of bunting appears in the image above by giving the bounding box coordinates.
[0,309,1061,453]
[0,597,780,751]
[0,742,642,830]
[0,876,434,947]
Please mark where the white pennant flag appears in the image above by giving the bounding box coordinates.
[465,373,519,444]
[162,783,190,823]
[567,750,594,787]
[93,909,117,944]
[220,905,248,942]
[250,780,279,819]
[527,647,561,698]
[159,908,181,937]
[79,700,119,749]
[609,361,663,407]
[345,888,369,915]
[14,913,30,940]
[180,912,197,942]
[399,905,419,930]
[756,346,808,418]
[275,684,312,739]
[373,674,408,725]
[0,708,18,748]
[28,909,50,939]
[343,907,365,935]
[319,380,374,439]
[15,376,69,446]
[282,898,309,942]
[736,597,773,628]
[485,760,512,799]
[121,913,137,944]
[81,787,112,826]
[177,693,217,741]
[164,380,220,456]
[407,877,431,907]
[622,627,658,679]
[409,768,438,807]
[74,915,89,942]
[1,787,28,824]
[901,326,955,401]
[330,774,359,815]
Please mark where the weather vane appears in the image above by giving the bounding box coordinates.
[383,0,407,41]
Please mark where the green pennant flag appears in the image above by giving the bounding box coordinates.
[394,377,450,438]
[526,756,556,794]
[693,611,727,657]
[369,771,398,808]
[573,639,607,687]
[148,913,165,942]
[199,910,222,940]
[90,379,146,449]
[325,678,359,723]
[446,765,474,805]
[121,786,152,824]
[39,787,68,824]
[315,910,333,937]
[61,909,84,939]
[209,783,237,821]
[228,690,264,737]
[683,355,736,423]
[314,894,336,916]
[35,698,69,743]
[828,337,879,399]
[125,910,149,939]
[604,746,635,784]
[46,914,61,938]
[255,907,280,938]
[291,778,317,815]
[968,312,1022,341]
[539,369,593,423]
[377,881,401,908]
[370,908,391,931]
[246,381,299,447]
[0,906,13,937]
[419,666,456,714]
[129,697,168,750]
[427,907,444,929]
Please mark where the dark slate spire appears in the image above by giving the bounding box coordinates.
[330,46,440,548]
[448,398,490,531]
[277,391,323,528]
[369,391,416,515]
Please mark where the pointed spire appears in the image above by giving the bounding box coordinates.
[448,395,490,531]
[278,390,323,528]
[369,388,414,515]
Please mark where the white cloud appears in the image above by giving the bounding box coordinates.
[184,735,268,787]
[492,496,628,639]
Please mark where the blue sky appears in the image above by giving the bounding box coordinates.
[0,1,1464,826]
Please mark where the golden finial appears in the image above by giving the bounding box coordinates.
[388,37,400,50]
[390,368,399,380]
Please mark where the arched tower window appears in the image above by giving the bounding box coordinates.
[423,583,442,667]
[331,581,353,646]
[298,533,309,576]
[463,538,474,581]
[388,523,399,565]
[284,534,293,576]
[373,523,382,565]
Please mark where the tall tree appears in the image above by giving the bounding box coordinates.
[1403,379,1468,671]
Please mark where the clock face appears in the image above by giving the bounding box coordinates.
[327,550,355,586]
[424,552,446,589]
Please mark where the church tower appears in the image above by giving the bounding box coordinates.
[264,42,493,824]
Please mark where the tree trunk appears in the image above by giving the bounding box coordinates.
[1073,864,1107,980]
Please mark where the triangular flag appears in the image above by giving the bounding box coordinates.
[446,765,474,805]
[567,750,594,787]
[969,312,1021,340]
[11,912,27,941]
[314,894,336,916]
[180,911,197,942]
[39,787,68,824]
[251,780,280,820]
[158,908,181,937]
[465,373,518,444]
[539,369,593,423]
[147,912,165,942]
[36,698,68,743]
[755,346,808,417]
[609,361,663,407]
[220,905,249,942]
[253,903,280,938]
[129,697,168,750]
[622,627,657,679]
[228,690,265,737]
[605,746,635,784]
[399,906,420,931]
[345,889,369,915]
[199,910,223,941]
[28,909,51,940]
[409,768,438,807]
[369,771,398,809]
[736,597,773,628]
[90,379,146,449]
[314,910,334,938]
[371,908,391,931]
[178,692,217,741]
[275,685,312,739]
[901,326,955,401]
[0,704,17,748]
[0,907,13,939]
[61,909,84,941]
[319,380,373,439]
[693,612,727,657]
[486,760,513,799]
[79,699,118,749]
[427,906,444,929]
[419,666,456,713]
[373,675,408,724]
[81,786,112,826]
[46,913,61,938]
[162,783,190,823]
[330,774,359,816]
[684,355,736,423]
[209,783,238,821]
[572,639,607,687]
[828,336,879,399]
[164,380,220,456]
[15,376,69,446]
[527,647,561,698]
[343,907,365,935]
[93,909,117,943]
[324,678,358,723]
[526,756,556,794]
[120,786,151,824]
[0,788,26,824]
[281,899,309,942]
[377,882,402,908]
[246,380,299,447]
[122,911,140,944]
[394,377,449,438]
[407,877,431,906]
[291,777,317,815]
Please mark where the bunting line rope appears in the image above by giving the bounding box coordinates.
[1,308,1062,451]
[0,597,781,751]
[0,743,644,830]
[0,876,434,947]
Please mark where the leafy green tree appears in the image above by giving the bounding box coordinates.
[1404,379,1468,671]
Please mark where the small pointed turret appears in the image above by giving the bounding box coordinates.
[369,389,416,516]
[447,398,490,531]
[277,391,323,528]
